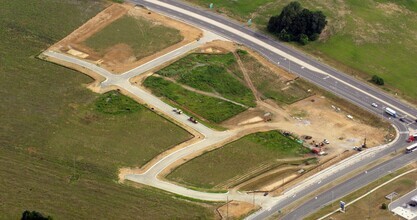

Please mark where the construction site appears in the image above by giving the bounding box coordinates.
[42,2,396,218]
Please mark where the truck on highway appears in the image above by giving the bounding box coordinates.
[385,107,397,117]
[405,143,417,153]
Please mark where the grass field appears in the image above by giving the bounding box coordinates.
[157,53,256,107]
[0,0,216,218]
[144,75,247,123]
[85,15,183,60]
[167,131,311,189]
[306,167,417,220]
[186,0,417,102]
[237,50,311,105]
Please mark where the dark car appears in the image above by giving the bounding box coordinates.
[408,201,417,207]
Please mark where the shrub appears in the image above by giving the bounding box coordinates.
[371,75,385,86]
[21,210,52,220]
[381,203,387,210]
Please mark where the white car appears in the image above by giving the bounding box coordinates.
[371,103,378,108]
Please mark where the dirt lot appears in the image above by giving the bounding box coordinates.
[217,201,258,220]
[49,3,202,73]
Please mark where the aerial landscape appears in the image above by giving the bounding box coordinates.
[1,0,417,219]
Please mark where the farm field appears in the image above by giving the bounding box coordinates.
[143,75,247,123]
[167,131,312,189]
[0,0,215,218]
[85,14,183,61]
[157,52,256,107]
[306,166,417,220]
[186,0,417,102]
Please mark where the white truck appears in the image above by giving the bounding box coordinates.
[385,107,397,117]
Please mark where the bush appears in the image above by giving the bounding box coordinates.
[371,75,385,86]
[21,210,52,220]
[381,203,387,210]
[299,34,309,45]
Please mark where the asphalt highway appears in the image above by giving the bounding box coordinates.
[128,1,417,219]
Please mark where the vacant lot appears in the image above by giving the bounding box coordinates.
[306,167,417,220]
[85,14,183,61]
[187,0,417,102]
[157,52,256,107]
[167,131,311,189]
[237,50,311,105]
[144,75,247,123]
[0,0,214,218]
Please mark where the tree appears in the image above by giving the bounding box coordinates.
[381,203,387,210]
[21,210,52,220]
[267,1,327,44]
[371,75,385,85]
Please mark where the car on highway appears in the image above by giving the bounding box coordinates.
[371,103,378,108]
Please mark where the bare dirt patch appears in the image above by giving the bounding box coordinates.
[376,2,410,15]
[49,3,202,73]
[217,201,257,219]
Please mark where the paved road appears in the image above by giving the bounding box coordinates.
[125,1,417,219]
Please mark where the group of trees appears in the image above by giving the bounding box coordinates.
[267,1,327,44]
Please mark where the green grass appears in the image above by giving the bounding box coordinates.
[186,0,417,103]
[0,148,217,219]
[144,75,247,123]
[85,15,183,60]
[157,53,256,107]
[187,0,276,19]
[237,50,311,105]
[0,0,215,218]
[95,91,142,114]
[167,131,311,189]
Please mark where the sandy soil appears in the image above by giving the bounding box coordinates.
[49,3,202,74]
[217,201,257,220]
